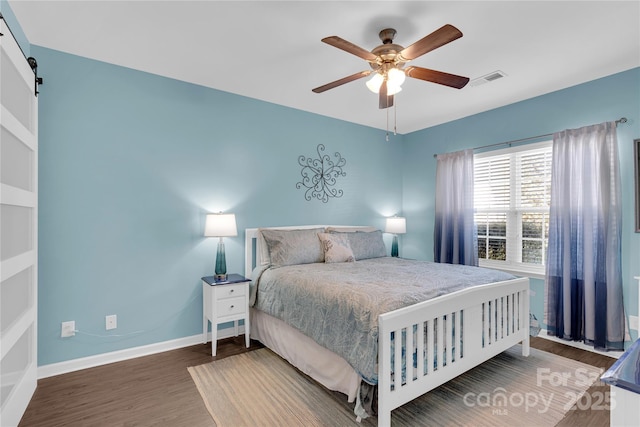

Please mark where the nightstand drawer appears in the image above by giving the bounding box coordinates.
[216,296,246,317]
[218,284,247,299]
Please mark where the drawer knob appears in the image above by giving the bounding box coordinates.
[230,305,234,309]
[230,289,234,293]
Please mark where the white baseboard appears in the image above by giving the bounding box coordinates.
[37,325,244,379]
[537,333,623,359]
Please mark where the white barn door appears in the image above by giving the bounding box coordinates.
[0,16,38,427]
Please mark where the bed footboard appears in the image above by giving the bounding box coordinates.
[377,277,530,426]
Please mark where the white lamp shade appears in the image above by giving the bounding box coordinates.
[385,217,406,234]
[366,73,384,93]
[386,84,402,96]
[204,213,237,237]
[388,68,406,87]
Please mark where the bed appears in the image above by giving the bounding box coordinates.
[244,225,530,426]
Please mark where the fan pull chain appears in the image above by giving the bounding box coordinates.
[386,107,389,141]
[384,98,397,141]
[394,98,397,135]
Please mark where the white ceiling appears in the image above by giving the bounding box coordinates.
[8,1,640,134]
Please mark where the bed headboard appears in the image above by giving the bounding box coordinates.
[244,225,376,277]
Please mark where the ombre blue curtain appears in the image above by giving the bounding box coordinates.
[545,122,624,351]
[434,149,478,266]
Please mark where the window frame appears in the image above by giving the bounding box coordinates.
[474,140,552,279]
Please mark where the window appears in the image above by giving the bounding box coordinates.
[474,141,552,277]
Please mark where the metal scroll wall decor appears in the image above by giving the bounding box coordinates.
[296,144,346,203]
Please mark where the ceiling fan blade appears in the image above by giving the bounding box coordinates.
[378,81,394,109]
[404,66,470,89]
[399,24,463,61]
[322,36,378,62]
[312,70,373,93]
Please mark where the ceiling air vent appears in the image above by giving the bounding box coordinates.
[469,70,507,87]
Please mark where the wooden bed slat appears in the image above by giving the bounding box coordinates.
[455,310,462,361]
[483,301,489,347]
[444,313,456,365]
[417,321,425,379]
[394,328,402,389]
[426,319,434,376]
[498,297,503,340]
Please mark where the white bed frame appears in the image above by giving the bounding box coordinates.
[245,226,530,426]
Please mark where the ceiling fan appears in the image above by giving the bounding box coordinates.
[312,25,470,109]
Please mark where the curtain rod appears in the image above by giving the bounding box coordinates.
[433,117,628,158]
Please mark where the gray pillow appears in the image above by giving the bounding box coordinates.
[328,229,387,260]
[260,228,325,267]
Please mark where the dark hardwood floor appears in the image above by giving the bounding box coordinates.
[528,337,617,427]
[19,336,617,426]
[19,337,263,427]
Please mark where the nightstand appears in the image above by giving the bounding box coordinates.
[202,273,251,356]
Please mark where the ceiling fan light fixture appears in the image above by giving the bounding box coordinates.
[366,69,405,94]
[366,73,384,93]
[388,68,406,86]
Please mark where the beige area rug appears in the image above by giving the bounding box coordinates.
[188,346,603,426]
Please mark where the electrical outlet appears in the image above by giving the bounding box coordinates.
[629,315,639,331]
[61,321,75,338]
[106,314,117,330]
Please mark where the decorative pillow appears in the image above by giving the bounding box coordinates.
[328,229,387,260]
[317,233,355,263]
[260,228,325,267]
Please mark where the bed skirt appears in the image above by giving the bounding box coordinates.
[250,307,361,402]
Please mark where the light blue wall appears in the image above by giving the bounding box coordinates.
[34,46,403,365]
[402,68,640,342]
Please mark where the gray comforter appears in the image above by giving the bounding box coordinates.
[250,257,516,384]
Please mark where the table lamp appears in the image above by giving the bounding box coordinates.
[385,216,406,257]
[204,213,237,281]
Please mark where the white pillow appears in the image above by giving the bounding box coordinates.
[318,233,355,263]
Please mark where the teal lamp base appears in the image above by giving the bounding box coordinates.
[391,234,399,257]
[214,238,227,281]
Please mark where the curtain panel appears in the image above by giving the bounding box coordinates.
[545,121,624,351]
[434,149,478,266]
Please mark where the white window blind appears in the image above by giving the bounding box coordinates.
[474,141,552,276]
